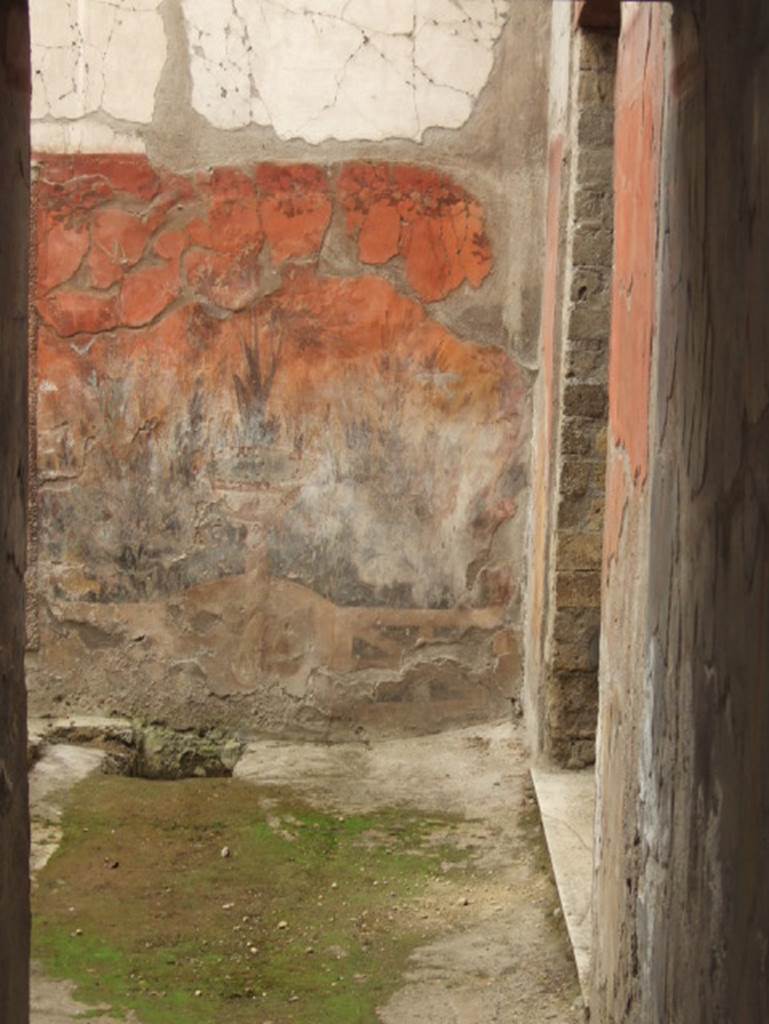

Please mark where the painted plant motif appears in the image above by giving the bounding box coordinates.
[31,155,529,732]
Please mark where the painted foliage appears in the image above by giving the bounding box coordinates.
[31,155,528,733]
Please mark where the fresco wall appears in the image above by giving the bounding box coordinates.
[27,0,550,737]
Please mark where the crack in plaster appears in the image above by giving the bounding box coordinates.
[30,0,167,150]
[181,0,510,142]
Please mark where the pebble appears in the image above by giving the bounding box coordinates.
[277,920,288,929]
[221,846,231,858]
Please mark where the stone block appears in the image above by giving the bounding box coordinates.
[577,105,615,148]
[557,532,603,570]
[558,491,605,532]
[572,225,613,267]
[555,570,602,608]
[561,415,603,456]
[563,382,608,418]
[547,670,599,734]
[560,460,594,497]
[566,338,609,382]
[553,634,600,673]
[553,605,602,645]
[570,267,608,305]
[573,187,609,224]
[569,301,611,341]
[576,146,615,191]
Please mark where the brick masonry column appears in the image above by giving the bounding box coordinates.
[525,12,617,769]
[547,29,616,767]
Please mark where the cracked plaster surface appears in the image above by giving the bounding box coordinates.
[182,0,510,142]
[30,0,166,151]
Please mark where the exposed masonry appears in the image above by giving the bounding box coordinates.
[545,30,616,768]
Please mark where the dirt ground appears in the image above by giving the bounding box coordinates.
[29,721,584,1024]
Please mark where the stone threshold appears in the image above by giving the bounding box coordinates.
[530,764,595,1001]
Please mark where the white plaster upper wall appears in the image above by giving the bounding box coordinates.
[182,0,510,142]
[30,0,166,152]
[30,0,510,151]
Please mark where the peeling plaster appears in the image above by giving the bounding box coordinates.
[181,0,510,142]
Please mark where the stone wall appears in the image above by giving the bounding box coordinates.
[27,1,550,737]
[524,1,615,767]
[592,1,769,1019]
[0,2,31,1021]
[523,1,572,762]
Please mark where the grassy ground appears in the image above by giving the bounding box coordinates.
[33,775,473,1024]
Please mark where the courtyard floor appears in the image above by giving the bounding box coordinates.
[29,722,583,1024]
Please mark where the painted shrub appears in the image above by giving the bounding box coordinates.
[29,155,529,735]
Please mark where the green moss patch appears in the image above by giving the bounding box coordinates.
[33,775,472,1024]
